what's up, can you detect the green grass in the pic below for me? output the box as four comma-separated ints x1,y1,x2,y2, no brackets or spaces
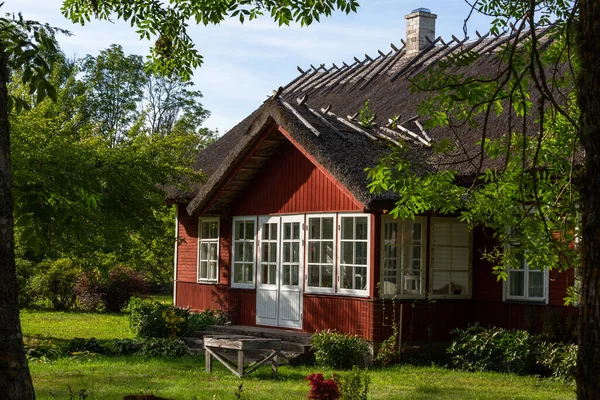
21,310,576,400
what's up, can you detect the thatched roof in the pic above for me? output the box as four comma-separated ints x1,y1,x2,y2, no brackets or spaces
172,23,565,216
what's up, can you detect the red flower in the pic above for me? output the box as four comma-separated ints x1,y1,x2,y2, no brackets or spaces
306,373,340,400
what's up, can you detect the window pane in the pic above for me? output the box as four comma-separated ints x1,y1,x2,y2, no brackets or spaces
210,222,219,239
341,265,353,289
355,242,368,265
262,224,269,240
292,242,299,262
200,261,208,279
210,262,217,280
309,219,320,239
244,242,254,262
270,242,277,263
262,243,269,262
450,272,468,295
308,265,320,287
412,223,422,244
245,221,255,241
210,243,218,261
509,270,525,296
322,218,334,239
293,223,300,240
235,222,243,240
234,263,243,282
244,264,253,283
322,265,333,288
200,243,208,261
432,271,450,295
528,270,544,298
269,264,276,284
403,270,419,293
342,241,353,264
284,223,291,240
283,242,291,262
291,265,299,286
270,223,278,240
309,242,320,263
235,243,244,262
322,241,334,263
385,222,397,242
342,217,353,240
282,265,290,286
201,222,209,240
356,217,368,240
355,266,367,290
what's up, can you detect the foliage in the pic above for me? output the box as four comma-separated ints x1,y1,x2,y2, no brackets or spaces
537,342,577,382
112,339,143,356
22,337,63,362
448,325,538,374
306,373,340,400
185,309,228,334
29,258,80,310
15,258,36,308
375,322,400,366
67,337,112,356
135,338,192,358
61,0,359,79
163,308,185,338
311,330,369,370
334,366,370,400
358,100,376,129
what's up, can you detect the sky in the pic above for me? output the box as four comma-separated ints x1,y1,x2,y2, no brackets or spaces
4,1,494,134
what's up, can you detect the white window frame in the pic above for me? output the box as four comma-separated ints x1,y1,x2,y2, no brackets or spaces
337,213,371,297
231,216,257,289
305,213,337,294
503,230,549,303
429,217,472,299
380,215,427,299
197,217,220,284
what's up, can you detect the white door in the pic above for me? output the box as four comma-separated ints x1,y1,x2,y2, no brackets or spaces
256,215,304,329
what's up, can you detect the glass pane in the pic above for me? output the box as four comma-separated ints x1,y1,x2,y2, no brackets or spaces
385,222,397,242
270,223,278,240
270,242,277,263
309,218,320,239
412,222,422,244
244,264,253,283
322,241,334,263
432,271,450,295
200,261,207,279
200,243,208,261
262,243,269,262
342,241,353,264
282,265,290,285
355,242,368,265
269,264,276,284
341,265,353,289
283,242,291,262
244,242,254,262
309,242,320,263
284,223,291,240
293,223,300,240
322,217,334,239
509,270,525,297
308,265,320,287
292,242,299,263
356,217,368,240
342,217,353,240
210,262,217,280
235,243,244,262
403,270,419,293
210,243,218,261
262,224,269,240
201,222,209,240
355,266,367,290
450,272,468,295
528,270,544,298
210,222,219,239
234,263,243,282
291,265,299,286
245,221,254,241
322,265,333,288
261,264,268,284
235,222,243,240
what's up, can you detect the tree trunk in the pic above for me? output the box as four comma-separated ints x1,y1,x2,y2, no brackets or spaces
0,41,35,399
577,1,600,398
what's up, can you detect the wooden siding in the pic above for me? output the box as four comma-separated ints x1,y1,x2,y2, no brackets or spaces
231,140,362,215
176,281,229,311
303,295,374,339
176,206,198,283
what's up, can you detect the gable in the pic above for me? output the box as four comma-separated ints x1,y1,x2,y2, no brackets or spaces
231,138,363,215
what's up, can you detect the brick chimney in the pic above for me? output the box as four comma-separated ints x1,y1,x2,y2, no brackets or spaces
405,8,437,56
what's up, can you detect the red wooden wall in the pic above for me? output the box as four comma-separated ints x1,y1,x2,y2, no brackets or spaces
231,140,362,215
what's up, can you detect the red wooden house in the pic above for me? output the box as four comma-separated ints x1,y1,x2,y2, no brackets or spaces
168,9,577,344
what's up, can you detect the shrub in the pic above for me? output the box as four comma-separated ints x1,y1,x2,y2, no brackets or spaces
448,325,537,374
306,373,340,400
334,366,370,400
112,339,143,356
30,258,80,310
136,338,192,357
184,309,228,335
375,324,400,366
23,337,64,361
67,337,112,355
312,330,369,370
537,341,577,381
76,266,148,312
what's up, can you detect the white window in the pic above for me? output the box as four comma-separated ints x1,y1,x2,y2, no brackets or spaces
198,218,219,283
504,235,548,302
232,217,256,288
381,216,426,297
430,218,471,298
338,214,370,295
306,214,336,293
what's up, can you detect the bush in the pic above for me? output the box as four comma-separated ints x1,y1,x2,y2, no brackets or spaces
67,337,112,355
76,266,148,312
312,330,370,370
112,339,143,356
448,325,537,374
128,297,226,338
30,258,80,310
334,366,370,400
375,325,400,366
23,337,64,361
537,341,577,381
16,258,36,308
136,338,192,357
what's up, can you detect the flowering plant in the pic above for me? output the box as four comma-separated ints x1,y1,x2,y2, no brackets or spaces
306,373,340,400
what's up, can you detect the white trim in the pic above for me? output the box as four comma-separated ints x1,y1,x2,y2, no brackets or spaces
304,213,337,294
231,216,258,289
197,217,220,284
380,215,427,299
503,233,549,303
173,204,179,305
337,213,371,297
429,217,472,299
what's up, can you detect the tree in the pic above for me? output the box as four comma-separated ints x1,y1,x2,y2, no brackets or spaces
0,2,358,398
366,1,597,397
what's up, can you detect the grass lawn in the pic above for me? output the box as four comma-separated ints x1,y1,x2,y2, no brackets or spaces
21,310,576,400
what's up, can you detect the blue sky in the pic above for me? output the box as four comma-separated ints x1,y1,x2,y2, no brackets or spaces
4,1,494,134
